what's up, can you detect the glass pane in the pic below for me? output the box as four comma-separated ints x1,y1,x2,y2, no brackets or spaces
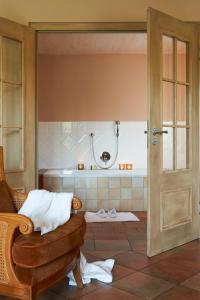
163,81,174,125
162,35,173,79
3,128,23,171
176,128,187,169
163,127,173,170
177,40,187,82
2,37,22,83
2,83,22,126
177,84,187,126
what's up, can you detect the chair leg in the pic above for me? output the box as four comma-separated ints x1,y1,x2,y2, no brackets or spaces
72,260,83,288
23,286,37,300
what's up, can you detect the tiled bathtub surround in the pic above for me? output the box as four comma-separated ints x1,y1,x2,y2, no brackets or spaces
43,175,147,211
38,121,147,170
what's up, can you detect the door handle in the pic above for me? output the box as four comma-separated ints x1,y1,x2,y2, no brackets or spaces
144,128,168,136
152,128,168,136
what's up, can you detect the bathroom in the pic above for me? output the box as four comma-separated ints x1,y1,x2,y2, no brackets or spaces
37,32,148,213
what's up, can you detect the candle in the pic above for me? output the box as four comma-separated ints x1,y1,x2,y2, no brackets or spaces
119,164,126,170
126,163,133,170
77,163,84,170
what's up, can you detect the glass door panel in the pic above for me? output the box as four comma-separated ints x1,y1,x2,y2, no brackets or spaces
176,128,187,169
177,40,187,83
163,127,173,170
3,128,23,170
2,83,22,126
163,81,174,125
2,37,22,83
177,84,187,126
162,35,174,79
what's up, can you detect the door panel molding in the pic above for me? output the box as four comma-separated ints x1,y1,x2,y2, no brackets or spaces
160,186,192,231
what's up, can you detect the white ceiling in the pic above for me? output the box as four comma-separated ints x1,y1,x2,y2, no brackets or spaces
38,33,147,55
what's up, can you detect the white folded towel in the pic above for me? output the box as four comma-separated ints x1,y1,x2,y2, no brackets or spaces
18,189,73,235
68,252,115,285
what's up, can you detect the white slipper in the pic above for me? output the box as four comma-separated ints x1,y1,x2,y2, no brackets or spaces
108,208,117,218
96,208,107,218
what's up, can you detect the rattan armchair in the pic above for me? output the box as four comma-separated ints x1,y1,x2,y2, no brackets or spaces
0,146,85,300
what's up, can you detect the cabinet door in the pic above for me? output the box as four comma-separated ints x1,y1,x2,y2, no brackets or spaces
0,17,35,191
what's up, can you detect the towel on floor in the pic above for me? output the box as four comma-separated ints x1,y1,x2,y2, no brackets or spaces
68,252,115,285
18,189,73,235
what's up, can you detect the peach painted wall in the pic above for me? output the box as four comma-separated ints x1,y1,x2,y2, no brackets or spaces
38,54,147,121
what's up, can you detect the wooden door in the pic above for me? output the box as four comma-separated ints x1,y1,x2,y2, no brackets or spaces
0,17,35,192
147,8,199,257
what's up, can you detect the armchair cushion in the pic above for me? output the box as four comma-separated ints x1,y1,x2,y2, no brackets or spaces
12,214,86,268
0,180,16,213
15,248,79,285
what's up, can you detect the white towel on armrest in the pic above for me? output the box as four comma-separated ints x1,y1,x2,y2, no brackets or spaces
18,189,73,235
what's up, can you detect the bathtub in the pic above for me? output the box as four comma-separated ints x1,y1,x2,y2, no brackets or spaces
44,169,147,177
41,168,147,211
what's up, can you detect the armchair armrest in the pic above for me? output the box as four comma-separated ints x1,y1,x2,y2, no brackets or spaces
0,213,33,285
72,196,82,211
0,213,33,235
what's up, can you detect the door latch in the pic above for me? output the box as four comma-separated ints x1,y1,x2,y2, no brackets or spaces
144,128,168,136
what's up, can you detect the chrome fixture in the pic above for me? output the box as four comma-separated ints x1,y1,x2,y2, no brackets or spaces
144,128,168,136
90,121,120,169
100,151,111,163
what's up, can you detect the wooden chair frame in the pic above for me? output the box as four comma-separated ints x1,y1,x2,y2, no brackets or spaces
0,147,83,300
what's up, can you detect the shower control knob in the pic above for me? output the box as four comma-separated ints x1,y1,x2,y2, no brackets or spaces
100,151,111,162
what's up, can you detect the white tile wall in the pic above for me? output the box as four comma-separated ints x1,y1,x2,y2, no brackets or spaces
38,121,147,170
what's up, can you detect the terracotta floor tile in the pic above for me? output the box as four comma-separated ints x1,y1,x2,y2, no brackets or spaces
51,279,105,300
142,260,198,284
94,233,127,240
82,251,100,262
84,231,94,240
77,285,143,300
95,240,131,251
86,250,123,259
112,264,135,281
38,290,66,300
113,251,160,270
182,273,200,291
129,238,147,252
112,272,174,300
163,251,200,272
177,240,200,252
127,231,147,240
155,286,200,300
81,239,95,251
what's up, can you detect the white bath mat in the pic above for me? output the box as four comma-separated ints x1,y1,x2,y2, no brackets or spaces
84,212,139,223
